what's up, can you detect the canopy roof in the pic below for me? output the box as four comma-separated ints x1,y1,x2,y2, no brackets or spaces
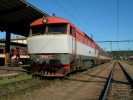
0,0,49,37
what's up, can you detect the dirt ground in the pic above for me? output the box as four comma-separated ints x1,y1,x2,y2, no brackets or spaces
10,62,115,100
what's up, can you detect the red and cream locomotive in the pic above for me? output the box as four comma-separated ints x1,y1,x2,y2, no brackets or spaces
27,16,110,77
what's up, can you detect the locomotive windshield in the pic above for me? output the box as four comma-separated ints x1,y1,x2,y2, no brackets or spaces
47,24,67,34
30,24,67,36
30,25,46,36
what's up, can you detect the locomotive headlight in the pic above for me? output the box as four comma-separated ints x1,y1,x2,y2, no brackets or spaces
42,19,47,23
42,17,48,23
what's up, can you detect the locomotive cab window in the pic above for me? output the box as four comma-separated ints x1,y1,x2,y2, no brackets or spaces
30,25,46,36
47,24,67,34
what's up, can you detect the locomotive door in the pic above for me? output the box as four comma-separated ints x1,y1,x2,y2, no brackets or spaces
70,27,76,55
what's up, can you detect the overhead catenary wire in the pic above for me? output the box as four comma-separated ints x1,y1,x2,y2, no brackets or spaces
67,0,97,38
66,0,90,34
96,40,133,43
55,0,98,40
67,0,112,41
54,0,84,32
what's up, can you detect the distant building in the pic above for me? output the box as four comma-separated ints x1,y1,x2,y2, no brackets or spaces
109,50,133,60
11,37,27,44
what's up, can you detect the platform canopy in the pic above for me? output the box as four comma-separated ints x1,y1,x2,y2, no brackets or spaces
0,0,49,37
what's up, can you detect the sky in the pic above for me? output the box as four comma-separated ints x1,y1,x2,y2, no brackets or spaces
0,0,133,51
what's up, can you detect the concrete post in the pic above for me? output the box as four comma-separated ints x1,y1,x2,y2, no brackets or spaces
5,31,11,66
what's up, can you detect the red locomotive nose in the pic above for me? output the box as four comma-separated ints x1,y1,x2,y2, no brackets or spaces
42,16,48,24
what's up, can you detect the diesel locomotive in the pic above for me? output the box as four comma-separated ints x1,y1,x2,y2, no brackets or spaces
27,16,110,77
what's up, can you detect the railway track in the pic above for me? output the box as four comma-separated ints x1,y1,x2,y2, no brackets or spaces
60,63,112,100
99,61,133,100
0,70,89,99
0,62,113,99
0,75,48,99
124,60,133,66
2,61,132,100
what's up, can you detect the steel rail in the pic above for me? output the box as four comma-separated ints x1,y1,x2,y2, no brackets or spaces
99,62,116,100
118,62,133,86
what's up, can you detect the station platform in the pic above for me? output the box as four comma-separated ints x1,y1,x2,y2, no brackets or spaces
0,65,30,78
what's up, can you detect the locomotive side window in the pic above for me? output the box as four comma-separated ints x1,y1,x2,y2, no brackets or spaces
48,24,67,34
31,25,46,36
83,38,85,44
86,39,88,45
90,42,92,47
70,26,76,37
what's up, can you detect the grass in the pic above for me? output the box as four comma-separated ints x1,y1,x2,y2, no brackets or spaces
0,74,32,86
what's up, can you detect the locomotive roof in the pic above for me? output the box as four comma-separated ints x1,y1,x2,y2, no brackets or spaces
30,16,70,26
